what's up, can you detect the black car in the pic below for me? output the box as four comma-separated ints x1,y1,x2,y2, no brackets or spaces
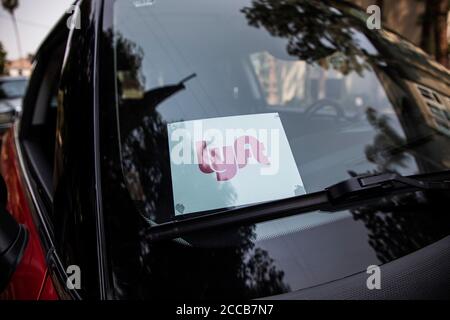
1,0,450,300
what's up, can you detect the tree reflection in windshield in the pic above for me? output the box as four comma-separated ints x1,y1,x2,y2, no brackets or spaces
364,107,409,172
241,0,450,274
104,0,450,299
350,189,450,264
348,108,450,263
108,30,290,299
241,0,373,76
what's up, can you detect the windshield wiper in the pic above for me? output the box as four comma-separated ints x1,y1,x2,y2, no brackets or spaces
147,172,450,241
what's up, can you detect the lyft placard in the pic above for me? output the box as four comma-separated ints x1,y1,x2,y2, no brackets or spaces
167,113,305,215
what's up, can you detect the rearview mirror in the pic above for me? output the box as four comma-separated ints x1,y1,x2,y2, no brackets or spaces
0,175,28,293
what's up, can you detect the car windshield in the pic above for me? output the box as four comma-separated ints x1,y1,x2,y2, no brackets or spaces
107,0,450,299
0,79,28,99
113,0,450,222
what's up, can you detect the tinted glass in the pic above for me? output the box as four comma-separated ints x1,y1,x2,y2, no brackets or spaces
103,0,450,299
113,0,450,221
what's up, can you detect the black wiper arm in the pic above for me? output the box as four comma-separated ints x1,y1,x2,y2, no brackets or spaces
326,172,449,204
147,172,450,242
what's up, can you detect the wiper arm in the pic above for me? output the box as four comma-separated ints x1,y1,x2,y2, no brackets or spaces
147,172,450,242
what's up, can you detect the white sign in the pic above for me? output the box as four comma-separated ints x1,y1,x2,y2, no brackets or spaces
167,113,305,215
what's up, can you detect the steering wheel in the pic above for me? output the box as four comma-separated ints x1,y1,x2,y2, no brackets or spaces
304,99,349,122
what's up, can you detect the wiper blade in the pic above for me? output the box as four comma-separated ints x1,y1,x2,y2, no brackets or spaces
147,172,450,242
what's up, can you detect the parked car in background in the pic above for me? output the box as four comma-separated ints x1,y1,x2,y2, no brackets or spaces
0,0,450,300
0,77,28,132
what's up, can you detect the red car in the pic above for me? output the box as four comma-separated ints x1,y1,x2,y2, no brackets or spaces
1,0,450,300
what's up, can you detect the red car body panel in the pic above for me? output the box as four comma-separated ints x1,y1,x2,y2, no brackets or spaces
38,271,58,300
0,128,58,300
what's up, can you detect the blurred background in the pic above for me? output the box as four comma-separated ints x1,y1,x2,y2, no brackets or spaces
0,0,449,75
0,0,72,76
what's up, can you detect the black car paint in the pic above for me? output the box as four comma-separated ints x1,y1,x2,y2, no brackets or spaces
52,0,107,299
15,0,450,299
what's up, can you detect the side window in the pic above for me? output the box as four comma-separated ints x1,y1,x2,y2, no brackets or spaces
21,43,66,205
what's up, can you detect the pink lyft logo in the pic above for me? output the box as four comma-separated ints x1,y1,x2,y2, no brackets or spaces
196,135,270,181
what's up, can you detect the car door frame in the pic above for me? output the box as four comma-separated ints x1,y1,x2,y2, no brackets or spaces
12,0,108,300
12,10,81,300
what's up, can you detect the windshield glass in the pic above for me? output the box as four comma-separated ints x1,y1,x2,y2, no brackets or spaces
114,0,450,222
0,79,28,99
108,0,450,299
